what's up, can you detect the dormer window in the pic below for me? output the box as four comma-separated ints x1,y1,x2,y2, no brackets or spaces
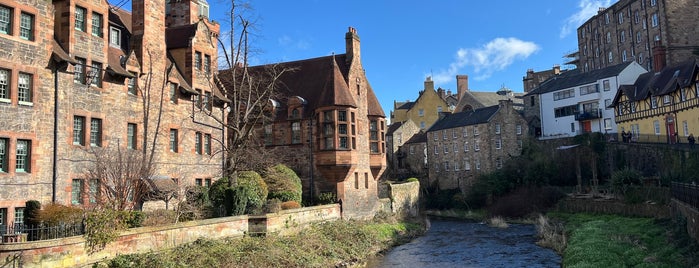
110,27,121,46
291,109,299,119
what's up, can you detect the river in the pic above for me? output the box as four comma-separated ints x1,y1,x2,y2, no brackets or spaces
365,219,561,268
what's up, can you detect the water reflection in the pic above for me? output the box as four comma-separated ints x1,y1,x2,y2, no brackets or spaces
366,219,561,268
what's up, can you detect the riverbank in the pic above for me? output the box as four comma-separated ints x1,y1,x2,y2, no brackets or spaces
100,216,425,267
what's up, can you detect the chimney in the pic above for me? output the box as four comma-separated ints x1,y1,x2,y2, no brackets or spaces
437,88,446,99
652,40,667,72
553,65,561,75
132,0,166,66
424,76,434,91
456,75,469,99
345,27,361,66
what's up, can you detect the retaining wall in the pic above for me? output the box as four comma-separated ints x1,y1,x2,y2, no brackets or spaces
672,199,699,243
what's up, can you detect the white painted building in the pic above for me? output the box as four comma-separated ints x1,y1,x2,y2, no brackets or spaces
532,62,647,138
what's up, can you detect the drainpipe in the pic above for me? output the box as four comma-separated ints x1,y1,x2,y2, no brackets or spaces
52,65,60,203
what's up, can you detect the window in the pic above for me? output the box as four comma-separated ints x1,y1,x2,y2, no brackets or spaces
90,118,102,147
204,134,211,155
634,11,640,24
444,161,449,171
571,122,575,132
454,161,460,171
0,5,11,35
74,58,86,84
291,122,301,144
553,89,575,100
663,95,671,104
604,118,612,130
620,31,625,43
169,83,178,103
73,116,85,145
72,179,83,205
495,123,501,134
604,13,610,24
434,163,439,172
18,73,32,103
452,129,457,139
195,178,203,186
683,121,689,136
516,125,522,135
0,208,5,228
195,132,202,154
205,178,212,188
264,125,273,146
605,99,612,109
204,55,211,74
654,120,661,135
127,123,137,149
75,6,86,31
127,72,137,95
651,13,658,27
608,51,613,63
0,68,8,100
606,32,611,43
0,138,7,172
650,0,656,6
339,111,348,149
195,89,202,108
91,12,102,37
636,32,642,43
364,173,369,189
14,208,24,226
618,13,624,24
475,159,481,170
90,61,102,87
420,122,425,129
464,159,471,171
443,144,448,154
495,138,502,149
418,109,424,117
409,145,415,155
89,179,99,204
555,105,579,117
169,129,178,152
19,12,33,40
474,140,480,151
603,80,610,91
496,158,503,169
651,97,658,108
110,27,121,46
370,120,379,153
16,139,30,172
453,143,458,153
433,132,438,141
194,52,202,70
473,126,479,136
433,144,438,155
463,141,469,152
437,106,443,113
198,0,210,18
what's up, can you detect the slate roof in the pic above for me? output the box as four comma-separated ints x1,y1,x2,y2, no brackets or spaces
404,131,427,144
395,101,414,110
527,62,634,95
614,59,699,103
224,54,384,119
109,7,132,33
427,104,500,132
166,24,197,49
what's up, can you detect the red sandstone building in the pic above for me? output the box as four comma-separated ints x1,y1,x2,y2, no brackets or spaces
0,0,225,229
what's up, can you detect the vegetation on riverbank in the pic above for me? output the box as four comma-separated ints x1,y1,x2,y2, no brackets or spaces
540,212,699,267
102,216,425,268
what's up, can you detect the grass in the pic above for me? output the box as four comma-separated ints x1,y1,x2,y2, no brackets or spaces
546,212,694,268
102,218,425,268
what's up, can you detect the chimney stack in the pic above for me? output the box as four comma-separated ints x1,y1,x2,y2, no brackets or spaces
456,75,469,100
424,76,434,91
553,65,561,75
345,26,361,66
652,40,667,72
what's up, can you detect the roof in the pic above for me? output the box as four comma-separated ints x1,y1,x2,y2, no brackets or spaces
395,101,415,110
615,59,699,103
107,47,134,77
386,122,403,136
109,7,132,33
528,62,634,95
454,90,523,112
428,104,500,132
404,131,427,144
224,53,384,119
166,24,197,49
50,39,76,64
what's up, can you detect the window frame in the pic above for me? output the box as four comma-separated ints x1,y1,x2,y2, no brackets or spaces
169,129,178,153
71,179,84,205
91,12,103,37
0,137,7,172
127,123,137,149
90,118,102,147
19,12,33,41
15,139,30,172
195,132,202,154
109,26,121,46
75,6,86,32
0,5,11,35
0,68,8,100
73,116,86,145
17,72,32,104
204,133,211,155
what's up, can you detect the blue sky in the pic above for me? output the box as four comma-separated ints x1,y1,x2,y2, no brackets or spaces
115,0,613,119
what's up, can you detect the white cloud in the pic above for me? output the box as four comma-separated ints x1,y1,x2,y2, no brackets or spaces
560,0,612,38
432,38,539,84
278,35,310,50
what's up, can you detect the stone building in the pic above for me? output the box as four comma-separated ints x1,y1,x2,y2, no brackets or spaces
612,59,699,143
1,0,225,228
426,100,527,193
391,76,454,131
522,66,567,137
246,27,386,220
575,0,699,72
402,131,428,182
385,119,420,178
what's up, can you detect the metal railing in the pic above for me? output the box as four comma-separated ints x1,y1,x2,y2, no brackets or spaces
671,182,699,209
611,133,694,145
1,223,84,243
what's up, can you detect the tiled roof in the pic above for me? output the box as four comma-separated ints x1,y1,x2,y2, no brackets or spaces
50,39,76,64
396,101,415,110
427,104,500,132
615,59,698,103
165,24,197,49
109,7,132,34
107,47,134,77
528,62,634,95
223,53,383,119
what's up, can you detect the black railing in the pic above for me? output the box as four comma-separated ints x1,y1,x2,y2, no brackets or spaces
671,182,699,209
1,223,84,243
612,133,693,145
575,109,602,121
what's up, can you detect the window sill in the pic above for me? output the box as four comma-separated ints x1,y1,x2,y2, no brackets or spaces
18,101,33,107
0,98,10,104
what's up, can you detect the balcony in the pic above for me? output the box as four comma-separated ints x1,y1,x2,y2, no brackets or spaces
575,109,602,121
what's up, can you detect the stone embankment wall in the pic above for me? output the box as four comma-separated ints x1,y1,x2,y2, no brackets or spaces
672,200,699,243
386,181,420,218
0,204,342,267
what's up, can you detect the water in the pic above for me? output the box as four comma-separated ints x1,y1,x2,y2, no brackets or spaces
366,219,561,268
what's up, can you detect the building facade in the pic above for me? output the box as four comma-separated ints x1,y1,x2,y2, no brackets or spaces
533,62,646,138
426,100,527,193
613,59,699,143
391,77,453,131
385,119,420,178
249,27,386,219
1,0,224,229
576,0,699,73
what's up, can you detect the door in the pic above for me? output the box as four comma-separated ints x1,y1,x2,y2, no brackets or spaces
666,115,676,144
582,121,592,133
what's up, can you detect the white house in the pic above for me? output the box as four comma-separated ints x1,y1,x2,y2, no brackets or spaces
532,62,647,138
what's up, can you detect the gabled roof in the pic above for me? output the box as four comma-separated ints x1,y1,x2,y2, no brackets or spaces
614,59,698,103
528,62,634,95
109,7,132,33
107,47,134,77
395,101,415,110
427,104,500,132
386,121,403,136
404,131,427,144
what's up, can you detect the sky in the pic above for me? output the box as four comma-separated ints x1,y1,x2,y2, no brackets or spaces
114,0,614,121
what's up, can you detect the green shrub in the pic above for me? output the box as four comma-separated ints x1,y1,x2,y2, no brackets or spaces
143,209,177,226
263,164,302,204
316,192,337,205
237,171,268,212
25,200,41,226
84,208,125,253
120,211,145,228
611,167,642,195
209,172,268,216
34,203,83,225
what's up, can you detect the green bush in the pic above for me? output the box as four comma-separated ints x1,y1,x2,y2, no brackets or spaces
120,211,145,228
209,172,268,216
316,192,337,205
238,171,269,211
263,164,302,204
611,167,642,195
25,200,41,226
